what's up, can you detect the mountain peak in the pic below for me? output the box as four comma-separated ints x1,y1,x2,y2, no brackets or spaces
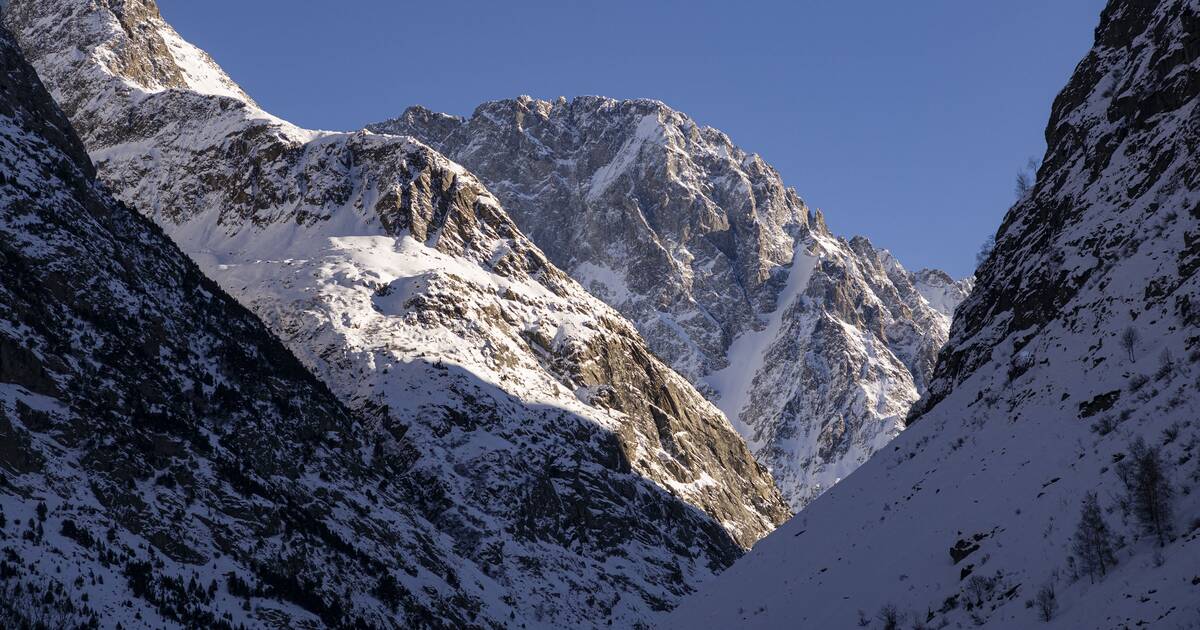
372,94,969,509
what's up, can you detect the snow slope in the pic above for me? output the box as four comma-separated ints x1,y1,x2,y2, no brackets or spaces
0,25,512,628
667,0,1200,627
3,0,790,626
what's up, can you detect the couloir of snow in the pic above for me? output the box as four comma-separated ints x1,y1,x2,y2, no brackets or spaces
704,241,820,441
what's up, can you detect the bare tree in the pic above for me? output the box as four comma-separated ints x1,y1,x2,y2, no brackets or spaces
976,235,996,269
965,574,997,607
877,603,901,630
1035,583,1057,622
1014,157,1041,198
1015,171,1033,197
1155,349,1174,380
1072,492,1117,582
1120,326,1140,362
1118,437,1174,546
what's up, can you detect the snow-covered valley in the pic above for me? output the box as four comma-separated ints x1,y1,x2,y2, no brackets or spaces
0,0,1196,627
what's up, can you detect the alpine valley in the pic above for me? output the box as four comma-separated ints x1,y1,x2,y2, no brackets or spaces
1,0,1197,628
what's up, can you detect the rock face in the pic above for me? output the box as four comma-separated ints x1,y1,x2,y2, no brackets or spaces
0,25,500,629
668,0,1200,627
373,98,805,383
372,97,972,508
4,0,791,626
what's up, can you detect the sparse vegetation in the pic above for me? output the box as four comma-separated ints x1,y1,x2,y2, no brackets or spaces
1120,326,1140,362
1155,349,1174,381
878,603,901,630
1071,492,1117,582
1035,583,1057,622
1015,172,1033,197
1092,414,1118,436
1162,422,1181,445
976,235,996,269
964,574,997,607
1117,438,1175,546
1015,157,1039,198
0,576,94,630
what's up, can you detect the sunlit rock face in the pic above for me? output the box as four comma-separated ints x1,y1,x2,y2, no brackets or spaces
375,96,971,508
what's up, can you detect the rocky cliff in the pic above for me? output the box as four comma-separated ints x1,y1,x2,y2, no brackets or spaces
372,96,972,508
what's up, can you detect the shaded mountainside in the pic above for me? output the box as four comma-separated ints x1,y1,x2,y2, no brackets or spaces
668,0,1200,627
912,0,1200,421
3,0,790,626
0,25,509,629
372,96,972,508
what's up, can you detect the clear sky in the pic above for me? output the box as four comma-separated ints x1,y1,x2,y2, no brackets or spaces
158,0,1106,278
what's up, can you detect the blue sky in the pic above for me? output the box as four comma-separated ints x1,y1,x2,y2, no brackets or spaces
158,0,1105,277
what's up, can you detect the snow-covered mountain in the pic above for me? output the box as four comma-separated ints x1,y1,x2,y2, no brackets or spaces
668,0,1200,627
371,97,973,508
0,25,515,628
3,0,792,627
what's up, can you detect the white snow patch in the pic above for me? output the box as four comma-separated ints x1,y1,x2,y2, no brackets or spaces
704,238,820,440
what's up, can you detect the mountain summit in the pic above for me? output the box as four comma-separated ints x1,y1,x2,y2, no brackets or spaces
373,95,973,508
